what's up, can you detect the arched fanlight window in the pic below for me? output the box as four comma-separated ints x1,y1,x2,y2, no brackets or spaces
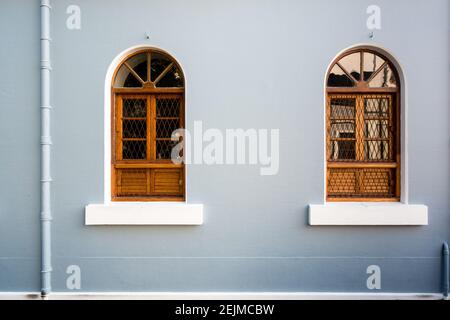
326,48,400,201
111,49,185,201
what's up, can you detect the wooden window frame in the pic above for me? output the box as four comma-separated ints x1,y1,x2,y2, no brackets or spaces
111,49,185,202
326,48,401,202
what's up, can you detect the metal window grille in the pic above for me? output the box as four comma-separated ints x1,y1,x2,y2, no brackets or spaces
327,94,398,200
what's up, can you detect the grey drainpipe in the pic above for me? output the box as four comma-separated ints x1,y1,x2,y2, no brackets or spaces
443,242,449,299
40,0,52,298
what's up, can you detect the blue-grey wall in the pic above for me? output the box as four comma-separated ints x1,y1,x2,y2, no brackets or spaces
1,0,449,293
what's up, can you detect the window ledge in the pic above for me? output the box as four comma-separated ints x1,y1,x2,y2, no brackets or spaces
308,203,428,226
85,203,203,226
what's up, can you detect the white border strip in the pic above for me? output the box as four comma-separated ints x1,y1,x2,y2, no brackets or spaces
0,292,443,300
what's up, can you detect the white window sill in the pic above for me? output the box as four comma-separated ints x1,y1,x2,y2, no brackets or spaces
85,203,203,226
308,203,428,226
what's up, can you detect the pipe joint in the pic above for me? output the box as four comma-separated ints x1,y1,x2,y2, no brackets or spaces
40,214,53,222
40,136,52,145
41,268,53,274
40,3,52,9
40,60,52,71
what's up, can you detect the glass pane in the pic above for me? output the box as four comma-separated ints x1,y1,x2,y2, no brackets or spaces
338,52,361,81
364,120,389,139
329,98,356,161
151,52,172,82
126,53,147,82
364,140,389,160
327,64,353,87
122,140,146,160
364,97,392,161
331,121,354,139
364,97,389,118
330,139,356,160
156,65,184,87
114,64,141,87
123,120,147,139
156,119,180,139
156,98,181,117
330,98,356,119
363,52,385,81
368,65,397,87
114,53,147,87
123,99,147,117
156,140,179,160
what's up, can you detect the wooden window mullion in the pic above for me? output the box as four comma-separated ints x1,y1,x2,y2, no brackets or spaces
116,96,123,161
146,95,152,161
150,95,157,161
355,95,365,161
355,95,365,194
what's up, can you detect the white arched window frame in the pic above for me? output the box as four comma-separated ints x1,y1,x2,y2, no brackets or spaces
85,45,203,225
309,44,427,226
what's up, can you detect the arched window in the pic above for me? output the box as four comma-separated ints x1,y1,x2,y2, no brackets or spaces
326,48,400,201
111,49,185,201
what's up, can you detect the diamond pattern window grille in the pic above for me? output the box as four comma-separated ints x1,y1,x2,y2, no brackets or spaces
156,98,180,117
123,99,147,117
327,168,395,198
327,94,398,200
363,97,392,161
156,140,179,160
329,98,356,161
156,98,181,159
121,99,147,160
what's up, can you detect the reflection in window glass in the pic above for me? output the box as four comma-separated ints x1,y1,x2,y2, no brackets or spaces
368,65,397,88
327,64,353,87
363,52,385,81
339,52,360,81
156,65,184,87
151,52,171,82
114,64,141,87
125,53,147,82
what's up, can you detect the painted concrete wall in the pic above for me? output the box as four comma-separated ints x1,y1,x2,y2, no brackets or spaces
1,0,449,292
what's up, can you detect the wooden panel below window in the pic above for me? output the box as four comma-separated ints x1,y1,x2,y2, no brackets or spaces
153,169,182,195
114,167,183,199
327,166,396,199
117,169,148,196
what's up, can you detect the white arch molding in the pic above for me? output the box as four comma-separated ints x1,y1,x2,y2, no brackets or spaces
103,44,187,203
322,43,409,204
310,43,427,226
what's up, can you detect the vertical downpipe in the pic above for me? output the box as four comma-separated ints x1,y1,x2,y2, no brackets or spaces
40,0,52,298
443,242,449,299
